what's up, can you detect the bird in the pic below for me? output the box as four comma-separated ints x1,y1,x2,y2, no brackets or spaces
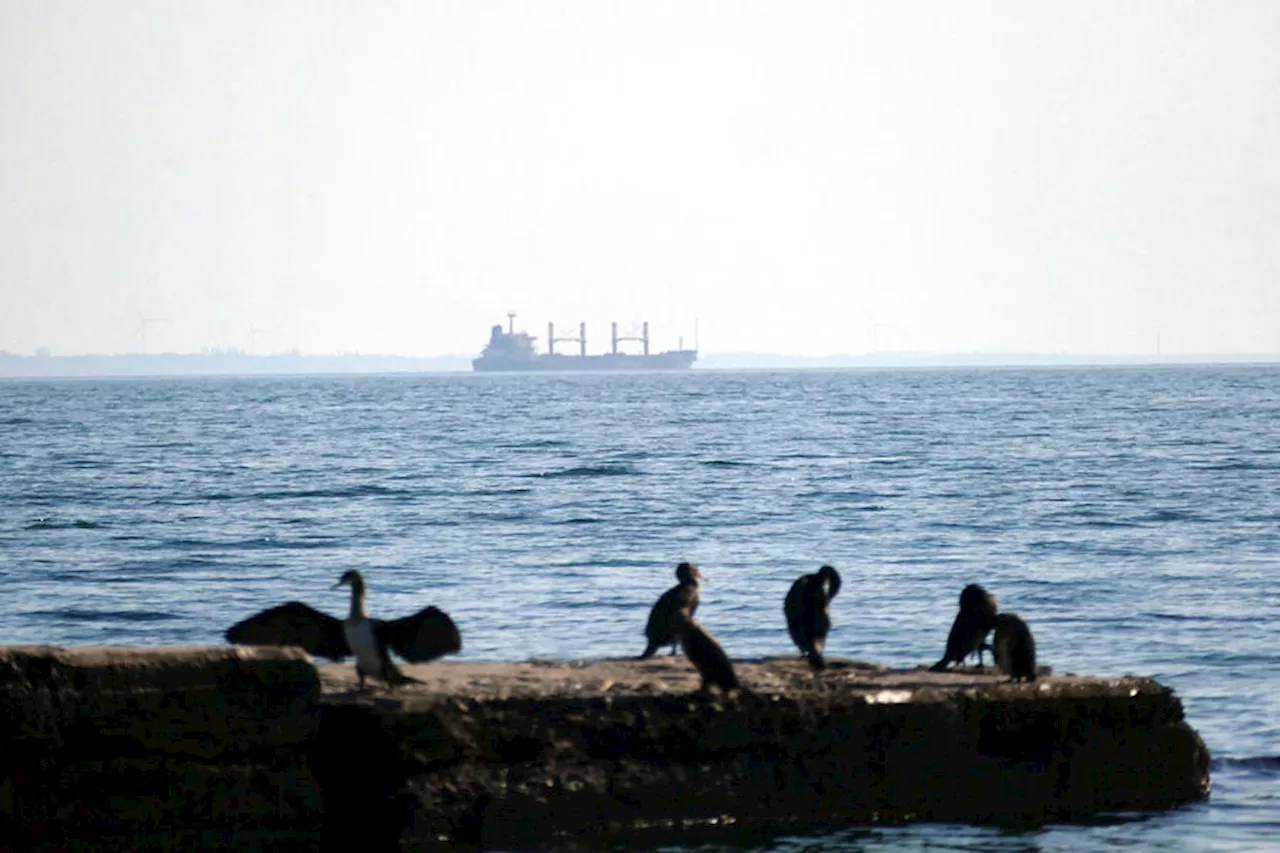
224,569,461,691
638,561,700,659
930,583,998,672
784,564,842,670
992,612,1037,682
676,612,742,695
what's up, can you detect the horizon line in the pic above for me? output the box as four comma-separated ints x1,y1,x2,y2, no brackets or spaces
3,348,1280,361
2,348,1280,381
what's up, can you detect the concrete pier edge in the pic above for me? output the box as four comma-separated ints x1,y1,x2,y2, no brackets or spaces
1,646,1210,850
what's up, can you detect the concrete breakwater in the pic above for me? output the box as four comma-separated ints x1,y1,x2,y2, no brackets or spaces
1,646,1210,850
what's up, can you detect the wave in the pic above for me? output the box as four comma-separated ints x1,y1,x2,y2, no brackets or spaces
524,465,640,479
1144,611,1271,624
261,485,405,499
1077,518,1141,529
197,484,408,501
56,458,108,469
797,489,890,502
465,512,531,523
1212,756,1280,773
555,558,648,569
32,609,179,623
868,456,913,465
493,438,570,450
1143,508,1203,523
1193,459,1280,472
116,555,227,572
607,451,652,461
24,518,101,530
222,537,344,550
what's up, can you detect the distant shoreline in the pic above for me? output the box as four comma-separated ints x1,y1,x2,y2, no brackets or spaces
2,350,1279,378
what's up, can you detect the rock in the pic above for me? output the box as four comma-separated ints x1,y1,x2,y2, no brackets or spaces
0,645,322,850
0,648,1210,850
316,657,1211,848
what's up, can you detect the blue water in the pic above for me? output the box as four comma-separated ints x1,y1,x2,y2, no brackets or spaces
2,367,1278,851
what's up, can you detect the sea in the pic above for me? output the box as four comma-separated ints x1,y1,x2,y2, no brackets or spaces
1,366,1277,852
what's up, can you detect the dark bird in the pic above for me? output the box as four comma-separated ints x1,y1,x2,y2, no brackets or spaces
993,612,1037,682
784,564,842,670
677,613,741,694
225,569,461,691
638,561,701,659
930,583,998,672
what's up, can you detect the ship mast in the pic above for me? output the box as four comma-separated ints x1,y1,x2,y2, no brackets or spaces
548,322,587,356
612,321,650,355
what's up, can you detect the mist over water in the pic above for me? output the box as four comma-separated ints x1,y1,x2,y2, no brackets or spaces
2,366,1277,851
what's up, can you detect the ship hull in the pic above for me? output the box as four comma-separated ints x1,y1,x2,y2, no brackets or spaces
472,350,697,372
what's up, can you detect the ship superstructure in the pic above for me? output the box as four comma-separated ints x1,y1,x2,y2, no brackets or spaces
472,313,697,372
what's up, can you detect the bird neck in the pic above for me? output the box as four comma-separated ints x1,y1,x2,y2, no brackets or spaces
346,582,367,620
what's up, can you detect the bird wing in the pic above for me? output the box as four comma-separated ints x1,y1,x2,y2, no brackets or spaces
645,584,680,640
224,601,349,661
802,581,831,637
374,605,462,663
784,576,810,645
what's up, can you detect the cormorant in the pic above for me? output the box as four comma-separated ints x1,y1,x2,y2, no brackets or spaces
638,562,700,659
930,583,998,672
224,569,461,690
784,564,842,670
676,612,741,694
992,612,1037,682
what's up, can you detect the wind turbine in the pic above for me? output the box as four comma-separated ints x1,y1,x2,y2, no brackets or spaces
855,298,901,354
130,301,169,354
248,323,271,355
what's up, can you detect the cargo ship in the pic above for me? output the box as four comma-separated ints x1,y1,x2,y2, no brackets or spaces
472,313,697,372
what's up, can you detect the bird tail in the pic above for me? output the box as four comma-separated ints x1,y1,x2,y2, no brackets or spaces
637,643,659,660
385,663,424,687
389,671,424,686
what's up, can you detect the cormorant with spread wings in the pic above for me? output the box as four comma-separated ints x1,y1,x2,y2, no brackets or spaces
225,569,461,690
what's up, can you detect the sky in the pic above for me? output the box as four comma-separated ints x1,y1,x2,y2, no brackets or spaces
3,1,1279,358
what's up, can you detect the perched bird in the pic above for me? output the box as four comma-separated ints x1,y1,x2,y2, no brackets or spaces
992,612,1037,682
930,584,998,672
638,562,701,659
225,569,461,691
784,564,842,670
676,612,742,695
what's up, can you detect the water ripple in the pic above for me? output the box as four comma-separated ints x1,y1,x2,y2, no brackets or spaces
1,366,1279,851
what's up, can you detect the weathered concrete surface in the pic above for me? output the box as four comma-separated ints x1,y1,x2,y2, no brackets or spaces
0,645,322,851
0,647,1209,850
316,657,1211,849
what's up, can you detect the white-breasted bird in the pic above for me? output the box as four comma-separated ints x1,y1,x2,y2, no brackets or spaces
225,569,461,691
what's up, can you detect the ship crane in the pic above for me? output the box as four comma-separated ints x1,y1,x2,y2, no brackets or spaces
611,321,650,356
547,322,587,356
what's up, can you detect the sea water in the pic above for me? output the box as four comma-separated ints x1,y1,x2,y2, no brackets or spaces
1,366,1277,851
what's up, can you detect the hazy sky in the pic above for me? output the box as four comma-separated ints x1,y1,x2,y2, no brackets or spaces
3,2,1279,357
